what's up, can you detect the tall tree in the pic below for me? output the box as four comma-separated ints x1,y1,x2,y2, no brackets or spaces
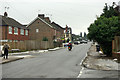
101,3,118,18
88,2,120,56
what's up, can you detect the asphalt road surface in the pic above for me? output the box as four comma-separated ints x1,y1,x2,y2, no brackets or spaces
2,42,92,78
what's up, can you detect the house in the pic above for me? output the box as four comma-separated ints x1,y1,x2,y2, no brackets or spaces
64,25,72,42
0,12,29,42
27,14,56,42
51,22,64,41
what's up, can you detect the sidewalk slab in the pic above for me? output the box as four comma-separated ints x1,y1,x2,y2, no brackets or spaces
48,47,62,51
78,44,120,78
0,56,24,64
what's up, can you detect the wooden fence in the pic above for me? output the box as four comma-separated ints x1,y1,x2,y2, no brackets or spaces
112,36,120,59
112,36,120,53
2,40,55,51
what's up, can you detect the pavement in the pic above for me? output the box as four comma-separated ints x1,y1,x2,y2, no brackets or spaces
82,44,119,70
78,43,120,78
0,47,62,64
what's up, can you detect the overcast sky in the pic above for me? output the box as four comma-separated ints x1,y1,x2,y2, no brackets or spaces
0,0,119,35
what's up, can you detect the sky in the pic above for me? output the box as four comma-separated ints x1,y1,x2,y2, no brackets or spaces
0,0,119,35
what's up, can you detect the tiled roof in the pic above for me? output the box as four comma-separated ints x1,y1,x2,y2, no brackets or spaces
0,15,28,29
51,22,64,31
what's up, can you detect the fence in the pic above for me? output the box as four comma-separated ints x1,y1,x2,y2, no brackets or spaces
2,40,55,51
112,36,120,53
112,36,120,59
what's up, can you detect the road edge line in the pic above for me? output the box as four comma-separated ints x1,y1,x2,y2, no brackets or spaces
77,43,93,78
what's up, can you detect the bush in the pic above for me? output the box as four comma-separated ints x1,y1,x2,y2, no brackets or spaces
42,37,48,41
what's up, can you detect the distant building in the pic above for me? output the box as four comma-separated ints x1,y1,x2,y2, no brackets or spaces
0,12,29,42
64,25,72,42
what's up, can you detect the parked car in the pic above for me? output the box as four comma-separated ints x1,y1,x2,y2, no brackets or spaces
80,40,87,44
74,41,79,45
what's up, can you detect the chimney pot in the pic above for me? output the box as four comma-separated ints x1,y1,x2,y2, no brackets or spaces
44,17,51,23
4,12,8,17
38,14,45,19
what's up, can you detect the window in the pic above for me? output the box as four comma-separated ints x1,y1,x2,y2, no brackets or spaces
20,29,24,35
25,30,28,35
9,26,12,34
8,40,12,42
36,29,39,33
13,40,18,42
55,30,56,36
20,40,23,42
14,27,18,35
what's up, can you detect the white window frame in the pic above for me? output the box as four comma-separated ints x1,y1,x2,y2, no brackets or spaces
8,40,12,42
20,29,24,35
55,30,56,36
36,29,39,33
25,30,28,35
13,40,18,42
14,27,18,35
8,26,12,34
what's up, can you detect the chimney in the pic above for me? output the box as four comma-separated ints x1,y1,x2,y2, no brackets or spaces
44,17,51,23
38,14,45,19
4,12,8,17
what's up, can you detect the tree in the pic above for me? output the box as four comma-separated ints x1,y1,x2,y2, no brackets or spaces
42,37,48,41
88,16,119,56
101,3,118,18
87,2,120,56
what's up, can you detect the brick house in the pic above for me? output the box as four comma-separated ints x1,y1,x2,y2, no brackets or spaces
0,12,29,42
51,22,64,41
27,14,56,42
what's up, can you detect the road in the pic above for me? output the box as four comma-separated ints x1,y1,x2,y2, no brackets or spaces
2,42,92,78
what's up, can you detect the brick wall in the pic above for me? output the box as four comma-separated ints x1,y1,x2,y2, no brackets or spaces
1,26,29,41
7,26,29,41
1,26,6,40
28,18,55,42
